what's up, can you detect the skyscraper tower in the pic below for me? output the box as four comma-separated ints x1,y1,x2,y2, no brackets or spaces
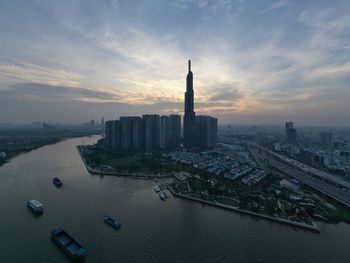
285,121,297,144
183,60,196,148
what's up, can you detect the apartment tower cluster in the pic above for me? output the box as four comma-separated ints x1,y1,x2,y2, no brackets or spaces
105,114,181,151
105,60,217,151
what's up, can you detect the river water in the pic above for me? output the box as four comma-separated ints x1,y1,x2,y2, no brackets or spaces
0,135,349,263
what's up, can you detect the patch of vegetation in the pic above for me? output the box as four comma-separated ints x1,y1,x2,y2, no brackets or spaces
105,156,141,167
329,204,350,223
189,178,207,193
82,146,184,174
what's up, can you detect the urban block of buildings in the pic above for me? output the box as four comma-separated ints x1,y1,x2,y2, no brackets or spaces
105,60,218,151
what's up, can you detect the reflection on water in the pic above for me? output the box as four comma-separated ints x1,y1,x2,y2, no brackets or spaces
0,135,349,262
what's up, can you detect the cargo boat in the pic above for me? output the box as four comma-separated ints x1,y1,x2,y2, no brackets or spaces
103,215,121,229
51,227,87,261
27,199,44,214
53,177,63,187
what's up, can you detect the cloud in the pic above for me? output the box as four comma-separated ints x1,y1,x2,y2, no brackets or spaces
298,8,350,51
1,83,121,103
171,0,209,10
208,84,241,102
109,0,119,9
0,62,82,87
171,0,237,11
0,0,350,126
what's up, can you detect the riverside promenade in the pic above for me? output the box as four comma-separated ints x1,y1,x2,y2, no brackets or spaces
167,186,320,232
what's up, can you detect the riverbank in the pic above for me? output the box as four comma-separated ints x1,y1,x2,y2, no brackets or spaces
0,127,102,167
77,145,320,232
0,138,63,167
167,186,320,232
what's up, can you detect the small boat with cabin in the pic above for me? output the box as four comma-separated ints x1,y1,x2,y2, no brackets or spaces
159,191,166,200
103,215,121,229
51,227,87,261
27,199,44,214
53,177,63,187
154,185,160,192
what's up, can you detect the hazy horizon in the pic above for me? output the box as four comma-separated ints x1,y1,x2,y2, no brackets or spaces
1,0,350,126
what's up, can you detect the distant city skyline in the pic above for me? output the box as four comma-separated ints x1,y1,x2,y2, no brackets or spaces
0,0,350,126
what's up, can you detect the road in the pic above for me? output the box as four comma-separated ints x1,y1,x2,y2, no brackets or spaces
249,146,350,207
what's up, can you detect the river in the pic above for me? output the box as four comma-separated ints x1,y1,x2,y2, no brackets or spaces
0,135,349,262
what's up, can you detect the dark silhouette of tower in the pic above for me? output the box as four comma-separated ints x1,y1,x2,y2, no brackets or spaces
285,121,297,144
183,60,196,148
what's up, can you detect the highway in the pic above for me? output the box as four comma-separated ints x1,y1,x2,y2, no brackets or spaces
270,159,350,207
249,146,350,207
261,146,350,189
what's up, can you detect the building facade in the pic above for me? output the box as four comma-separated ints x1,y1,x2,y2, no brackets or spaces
105,120,114,149
169,114,181,148
195,115,218,148
143,114,160,149
159,115,170,149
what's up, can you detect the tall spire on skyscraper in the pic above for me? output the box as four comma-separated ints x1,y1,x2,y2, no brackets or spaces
184,59,196,149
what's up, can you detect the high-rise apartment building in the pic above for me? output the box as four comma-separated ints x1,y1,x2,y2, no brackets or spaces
169,114,181,148
195,115,218,148
159,115,170,149
320,132,333,148
120,117,143,150
105,119,121,152
285,121,297,144
143,114,160,150
105,120,114,149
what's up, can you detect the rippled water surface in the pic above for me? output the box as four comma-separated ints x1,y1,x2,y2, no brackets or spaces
0,136,350,262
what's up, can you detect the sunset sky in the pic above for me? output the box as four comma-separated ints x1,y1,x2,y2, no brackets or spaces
1,0,350,126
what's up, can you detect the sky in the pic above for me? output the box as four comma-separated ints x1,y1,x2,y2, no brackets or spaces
0,0,350,126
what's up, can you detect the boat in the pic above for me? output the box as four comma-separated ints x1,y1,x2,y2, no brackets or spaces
103,215,121,229
159,191,166,200
154,185,160,192
51,227,87,261
53,177,63,187
27,199,44,214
